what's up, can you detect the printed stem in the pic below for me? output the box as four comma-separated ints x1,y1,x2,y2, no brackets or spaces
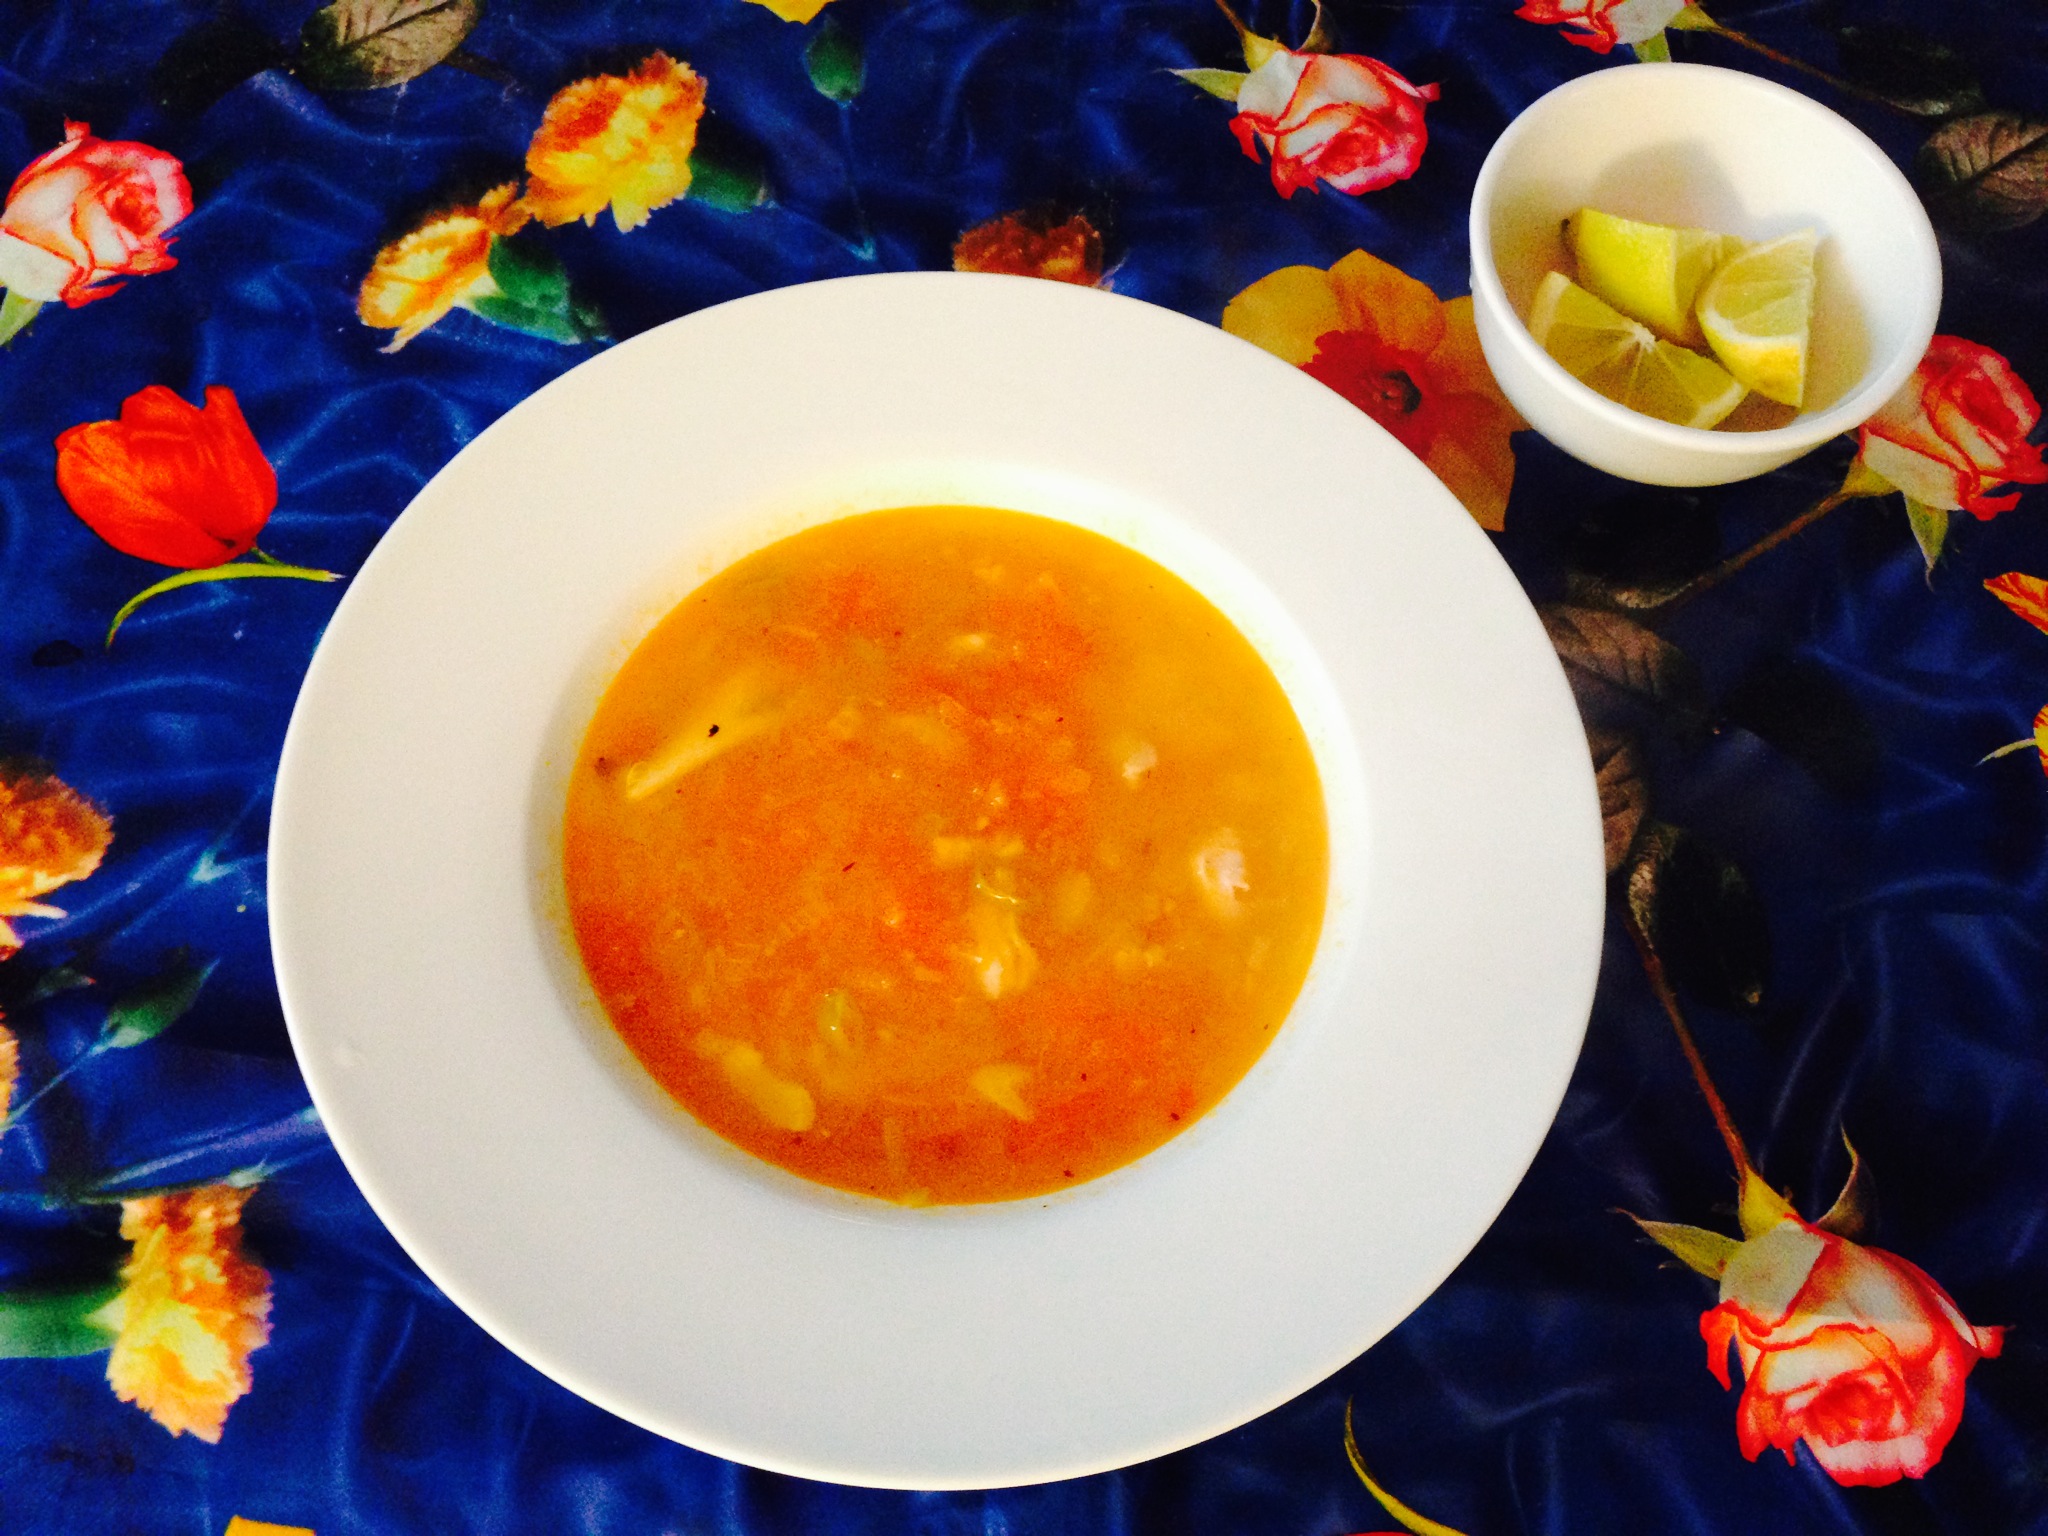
1650,490,1853,612
1678,14,1902,111
1622,906,1755,1182
1300,0,1332,53
0,290,42,347
1,1038,112,1136
106,559,340,647
1212,0,1249,37
836,105,878,263
441,46,519,87
48,1106,324,1204
1344,1401,1469,1536
54,1158,307,1207
1904,496,1950,577
1980,738,2038,762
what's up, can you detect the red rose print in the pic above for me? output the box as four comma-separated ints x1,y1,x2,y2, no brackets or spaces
1702,1217,2005,1486
1514,0,1692,52
1857,336,2048,519
0,122,191,308
1230,49,1437,198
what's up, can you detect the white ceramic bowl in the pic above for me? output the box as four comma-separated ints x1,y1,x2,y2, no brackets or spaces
1469,62,1940,486
270,274,1604,1489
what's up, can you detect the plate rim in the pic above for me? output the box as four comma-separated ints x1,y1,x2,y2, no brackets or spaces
269,271,1605,1489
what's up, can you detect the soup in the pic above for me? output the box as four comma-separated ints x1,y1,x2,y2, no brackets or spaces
563,506,1327,1203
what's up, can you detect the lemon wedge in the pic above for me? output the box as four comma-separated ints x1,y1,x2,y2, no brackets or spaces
1695,230,1817,408
1566,208,1744,346
1527,271,1747,430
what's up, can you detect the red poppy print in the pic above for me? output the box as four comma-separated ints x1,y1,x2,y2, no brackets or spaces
56,387,277,568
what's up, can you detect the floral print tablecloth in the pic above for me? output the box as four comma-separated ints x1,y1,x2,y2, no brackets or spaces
2,1,2045,1532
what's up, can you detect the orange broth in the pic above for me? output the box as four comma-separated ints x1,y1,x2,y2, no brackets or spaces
562,506,1327,1203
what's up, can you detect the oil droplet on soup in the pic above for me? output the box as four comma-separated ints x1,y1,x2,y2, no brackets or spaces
563,506,1328,1204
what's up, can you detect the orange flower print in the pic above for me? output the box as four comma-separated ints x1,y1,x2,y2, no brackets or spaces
1988,571,2048,636
953,211,1104,286
357,183,530,351
94,1185,272,1442
524,53,707,232
1223,250,1525,529
0,761,113,956
745,0,837,20
1703,1217,2004,1485
1983,572,2048,776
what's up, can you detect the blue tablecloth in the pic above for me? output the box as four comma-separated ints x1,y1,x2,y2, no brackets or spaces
2,1,2044,1531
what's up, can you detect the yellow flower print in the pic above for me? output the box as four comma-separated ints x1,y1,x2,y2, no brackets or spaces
0,761,113,956
1223,250,1526,531
524,52,707,232
94,1185,273,1442
0,1017,17,1126
356,183,530,352
745,0,837,21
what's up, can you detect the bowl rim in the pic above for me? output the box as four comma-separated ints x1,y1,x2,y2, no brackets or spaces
1467,61,1941,456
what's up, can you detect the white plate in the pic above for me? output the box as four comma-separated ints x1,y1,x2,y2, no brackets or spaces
270,273,1603,1490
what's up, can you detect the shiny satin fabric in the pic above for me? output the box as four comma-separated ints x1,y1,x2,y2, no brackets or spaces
1,1,2044,1531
